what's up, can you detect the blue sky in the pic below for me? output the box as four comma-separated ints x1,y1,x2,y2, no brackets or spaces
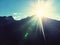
0,0,32,16
0,0,60,20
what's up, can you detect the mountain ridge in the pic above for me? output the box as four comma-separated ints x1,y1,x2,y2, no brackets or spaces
0,16,60,45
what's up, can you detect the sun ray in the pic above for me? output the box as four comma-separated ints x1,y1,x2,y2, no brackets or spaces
30,0,56,40
38,17,46,40
33,0,48,40
31,16,45,41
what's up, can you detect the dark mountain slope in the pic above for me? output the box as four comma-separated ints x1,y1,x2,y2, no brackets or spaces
42,18,60,45
0,16,60,45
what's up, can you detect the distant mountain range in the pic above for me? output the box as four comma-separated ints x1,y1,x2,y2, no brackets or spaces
0,16,60,45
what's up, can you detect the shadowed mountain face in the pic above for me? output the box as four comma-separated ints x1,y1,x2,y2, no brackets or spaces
0,16,60,45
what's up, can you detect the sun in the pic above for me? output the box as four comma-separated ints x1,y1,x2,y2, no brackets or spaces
35,3,49,18
31,0,52,18
36,7,46,17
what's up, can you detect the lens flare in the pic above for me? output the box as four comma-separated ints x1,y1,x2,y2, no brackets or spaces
30,0,55,40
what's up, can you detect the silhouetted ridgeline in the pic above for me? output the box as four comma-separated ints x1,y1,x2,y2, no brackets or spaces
0,16,60,45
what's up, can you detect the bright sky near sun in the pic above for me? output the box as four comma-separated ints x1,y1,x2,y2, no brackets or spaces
0,0,60,20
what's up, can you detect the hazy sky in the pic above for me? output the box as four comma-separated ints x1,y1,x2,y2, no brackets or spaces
0,0,60,20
